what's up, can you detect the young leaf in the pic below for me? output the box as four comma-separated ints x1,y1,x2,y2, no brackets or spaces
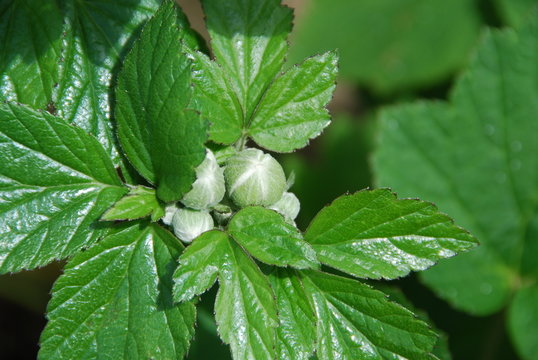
202,0,292,121
249,51,338,153
288,0,480,94
304,189,477,280
508,284,538,360
269,268,316,360
215,238,279,360
373,23,538,316
228,206,318,269
116,1,207,202
0,103,126,274
173,230,228,303
0,0,63,108
55,0,162,164
101,186,164,222
301,270,437,360
187,48,244,145
39,222,195,360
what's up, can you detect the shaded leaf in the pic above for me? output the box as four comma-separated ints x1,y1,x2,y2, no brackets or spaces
229,206,318,269
373,24,538,315
0,103,125,274
305,189,477,280
508,284,538,360
39,222,196,360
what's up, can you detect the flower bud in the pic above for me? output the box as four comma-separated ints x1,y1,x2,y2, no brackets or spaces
224,148,286,208
268,192,300,221
172,208,214,243
181,150,225,210
162,203,179,225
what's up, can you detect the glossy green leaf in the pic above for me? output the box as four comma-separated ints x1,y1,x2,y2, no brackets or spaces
55,0,161,164
301,270,437,360
494,0,538,27
116,1,208,202
288,0,480,94
215,238,279,360
269,268,316,360
249,51,338,152
0,103,125,274
101,186,164,222
304,189,477,280
0,0,62,108
173,230,228,303
202,0,292,122
508,284,538,360
187,49,243,145
228,207,318,269
39,222,195,360
373,24,538,315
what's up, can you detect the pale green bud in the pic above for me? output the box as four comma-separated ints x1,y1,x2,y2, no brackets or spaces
172,208,214,243
224,148,286,208
181,150,225,210
268,192,300,221
162,203,179,225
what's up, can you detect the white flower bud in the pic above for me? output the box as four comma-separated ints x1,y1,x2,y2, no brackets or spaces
268,192,300,221
172,208,214,243
224,148,286,208
181,150,225,210
162,203,179,225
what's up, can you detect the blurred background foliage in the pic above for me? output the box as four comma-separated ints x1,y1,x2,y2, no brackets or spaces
1,0,537,359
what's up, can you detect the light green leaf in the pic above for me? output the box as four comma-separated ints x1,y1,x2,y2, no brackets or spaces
215,237,279,360
55,0,161,164
173,230,228,303
0,103,125,274
304,189,477,280
288,0,480,94
0,0,62,109
39,222,195,360
373,24,538,315
494,0,538,27
228,206,318,269
269,268,316,360
101,186,164,222
116,1,208,202
202,0,292,122
508,284,538,360
249,51,338,153
187,49,243,145
301,270,437,360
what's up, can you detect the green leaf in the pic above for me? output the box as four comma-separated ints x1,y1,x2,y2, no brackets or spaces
269,268,316,360
304,189,477,280
508,284,538,360
373,24,538,315
215,238,279,360
228,206,318,269
0,0,63,108
301,270,437,360
39,222,196,360
494,0,538,27
288,0,481,94
248,51,338,153
116,1,207,202
101,186,164,222
0,103,125,274
55,0,161,164
202,0,293,122
187,49,243,145
173,230,227,303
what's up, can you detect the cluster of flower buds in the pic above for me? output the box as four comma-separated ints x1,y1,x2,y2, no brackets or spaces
163,147,300,243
